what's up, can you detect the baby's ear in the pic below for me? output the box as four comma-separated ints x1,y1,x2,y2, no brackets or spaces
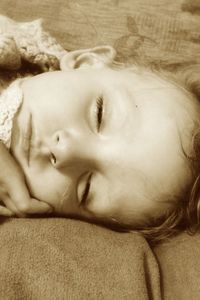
60,46,116,70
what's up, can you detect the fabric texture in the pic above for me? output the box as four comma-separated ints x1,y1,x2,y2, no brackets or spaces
0,1,200,299
0,14,67,149
0,15,66,71
154,232,200,300
0,79,23,148
0,218,161,300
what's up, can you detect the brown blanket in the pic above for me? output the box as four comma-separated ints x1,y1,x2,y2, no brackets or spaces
0,218,161,299
0,1,200,299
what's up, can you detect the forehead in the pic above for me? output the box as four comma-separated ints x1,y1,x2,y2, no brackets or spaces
23,67,193,105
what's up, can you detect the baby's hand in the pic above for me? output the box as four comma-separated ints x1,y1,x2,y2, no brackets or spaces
0,142,52,217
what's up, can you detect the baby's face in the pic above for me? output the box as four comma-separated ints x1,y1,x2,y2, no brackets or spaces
11,68,199,225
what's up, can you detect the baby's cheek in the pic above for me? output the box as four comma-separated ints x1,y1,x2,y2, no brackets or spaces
24,166,69,207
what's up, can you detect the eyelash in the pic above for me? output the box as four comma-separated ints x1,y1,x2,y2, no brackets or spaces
81,173,93,206
81,96,104,205
96,96,104,131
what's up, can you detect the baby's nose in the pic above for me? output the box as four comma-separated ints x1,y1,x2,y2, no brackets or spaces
48,129,88,169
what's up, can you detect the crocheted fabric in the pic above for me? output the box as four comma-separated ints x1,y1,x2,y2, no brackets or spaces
0,79,23,149
0,15,68,149
0,15,67,71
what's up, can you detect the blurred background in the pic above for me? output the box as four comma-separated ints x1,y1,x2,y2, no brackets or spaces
0,0,199,66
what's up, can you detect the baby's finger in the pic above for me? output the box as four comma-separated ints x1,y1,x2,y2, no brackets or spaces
0,205,15,217
23,198,53,215
1,196,25,217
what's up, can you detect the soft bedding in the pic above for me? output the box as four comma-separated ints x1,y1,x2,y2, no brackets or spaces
0,1,200,299
0,218,161,299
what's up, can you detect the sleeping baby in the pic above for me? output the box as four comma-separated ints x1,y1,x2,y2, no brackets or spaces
0,17,200,242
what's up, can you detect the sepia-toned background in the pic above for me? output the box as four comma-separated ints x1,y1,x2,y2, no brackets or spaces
1,0,200,66
0,1,200,299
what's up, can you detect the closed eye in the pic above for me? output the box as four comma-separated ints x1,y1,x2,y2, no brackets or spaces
80,173,93,206
96,96,104,131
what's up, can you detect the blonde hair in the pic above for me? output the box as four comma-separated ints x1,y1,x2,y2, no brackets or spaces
107,61,200,244
142,63,200,244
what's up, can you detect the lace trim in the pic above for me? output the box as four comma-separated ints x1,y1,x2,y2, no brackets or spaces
0,79,23,148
